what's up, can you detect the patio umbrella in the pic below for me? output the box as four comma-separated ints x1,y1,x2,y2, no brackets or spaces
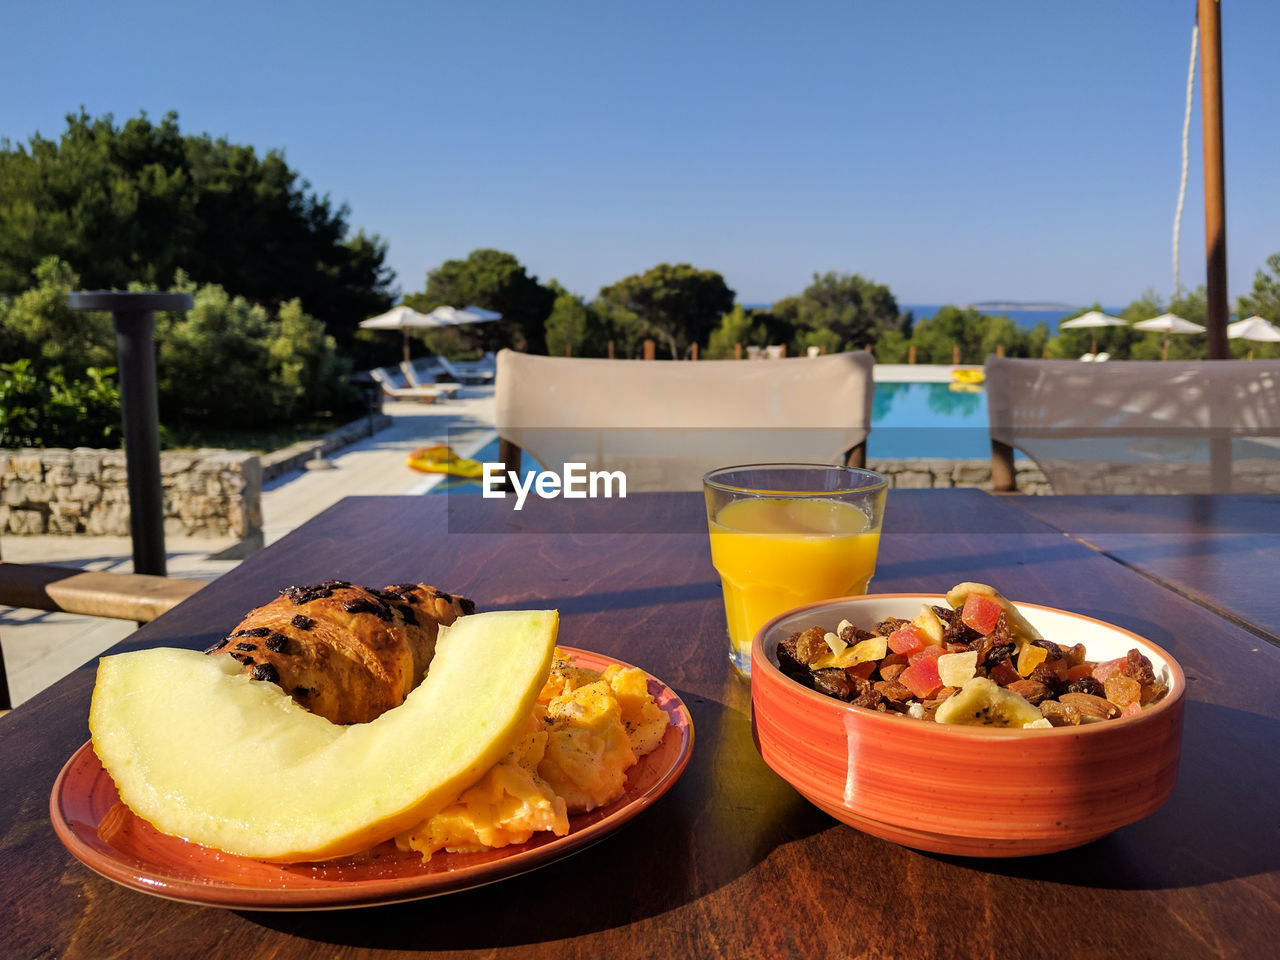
359,305,503,363
1133,313,1206,361
1059,311,1128,355
1228,315,1280,359
359,306,442,364
424,305,502,327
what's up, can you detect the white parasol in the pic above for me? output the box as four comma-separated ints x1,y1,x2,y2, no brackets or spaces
1227,315,1280,359
359,305,503,363
1227,315,1280,342
1132,313,1205,361
1059,311,1128,355
424,305,502,327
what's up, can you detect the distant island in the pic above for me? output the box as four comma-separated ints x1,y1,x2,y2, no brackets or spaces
966,301,1079,311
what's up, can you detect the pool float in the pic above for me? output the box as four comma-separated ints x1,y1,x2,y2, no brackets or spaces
407,444,484,478
951,369,985,385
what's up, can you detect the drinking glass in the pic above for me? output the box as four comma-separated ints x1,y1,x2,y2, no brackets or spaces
704,463,888,677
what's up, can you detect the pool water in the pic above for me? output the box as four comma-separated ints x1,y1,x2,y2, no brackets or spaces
424,381,995,494
870,381,996,459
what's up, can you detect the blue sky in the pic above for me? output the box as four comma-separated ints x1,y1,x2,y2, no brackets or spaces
5,1,1278,308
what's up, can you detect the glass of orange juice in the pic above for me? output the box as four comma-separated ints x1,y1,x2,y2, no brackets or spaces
704,463,888,678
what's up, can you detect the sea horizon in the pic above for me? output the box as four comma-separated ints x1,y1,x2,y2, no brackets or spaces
740,301,1123,332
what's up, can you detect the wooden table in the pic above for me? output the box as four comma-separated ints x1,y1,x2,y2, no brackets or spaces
3,490,1277,958
1006,494,1280,644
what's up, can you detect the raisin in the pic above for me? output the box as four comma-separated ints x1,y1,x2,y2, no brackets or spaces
794,626,832,665
459,597,477,615
203,639,228,654
1032,638,1064,657
251,663,280,683
235,627,271,638
290,614,315,630
875,617,910,635
397,604,419,626
265,633,289,653
234,641,257,652
1067,675,1105,697
1122,648,1155,687
1030,662,1063,693
812,668,855,701
851,687,884,711
435,590,454,603
776,633,815,686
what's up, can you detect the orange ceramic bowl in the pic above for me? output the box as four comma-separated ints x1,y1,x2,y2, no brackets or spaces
750,594,1185,857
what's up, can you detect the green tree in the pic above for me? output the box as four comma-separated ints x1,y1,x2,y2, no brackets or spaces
0,109,394,346
0,359,121,449
0,256,113,378
267,298,353,418
544,284,609,357
1237,251,1280,322
788,272,908,352
705,304,753,359
908,306,990,364
597,263,735,359
403,248,555,355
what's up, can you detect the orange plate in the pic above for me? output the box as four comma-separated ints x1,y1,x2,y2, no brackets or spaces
51,647,693,910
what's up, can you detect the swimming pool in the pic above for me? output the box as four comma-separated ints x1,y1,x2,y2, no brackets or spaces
419,381,996,494
870,381,995,459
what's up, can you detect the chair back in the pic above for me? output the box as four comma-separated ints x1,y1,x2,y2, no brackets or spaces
495,349,875,491
986,356,1280,493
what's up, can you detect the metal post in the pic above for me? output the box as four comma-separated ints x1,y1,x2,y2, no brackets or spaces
68,292,193,576
1199,0,1228,360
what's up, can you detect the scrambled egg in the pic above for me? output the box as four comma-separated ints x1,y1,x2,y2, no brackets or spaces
396,648,668,862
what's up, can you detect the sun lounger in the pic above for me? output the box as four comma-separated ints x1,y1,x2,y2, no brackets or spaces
369,367,447,403
398,361,461,397
437,354,496,385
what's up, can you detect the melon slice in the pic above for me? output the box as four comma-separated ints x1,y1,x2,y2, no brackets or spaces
89,609,558,862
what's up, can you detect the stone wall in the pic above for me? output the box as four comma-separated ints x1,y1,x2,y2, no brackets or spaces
0,448,262,540
867,458,1050,494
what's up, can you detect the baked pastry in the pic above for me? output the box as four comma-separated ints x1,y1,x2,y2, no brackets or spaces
205,580,475,724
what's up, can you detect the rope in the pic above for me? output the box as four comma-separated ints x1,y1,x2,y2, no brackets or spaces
1172,21,1198,298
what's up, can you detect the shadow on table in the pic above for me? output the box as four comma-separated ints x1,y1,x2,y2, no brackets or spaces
929,698,1279,890
245,689,828,949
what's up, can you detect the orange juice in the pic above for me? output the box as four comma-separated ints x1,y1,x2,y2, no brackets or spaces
708,497,881,674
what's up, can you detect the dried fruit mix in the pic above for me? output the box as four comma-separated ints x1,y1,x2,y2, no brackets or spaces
777,582,1169,727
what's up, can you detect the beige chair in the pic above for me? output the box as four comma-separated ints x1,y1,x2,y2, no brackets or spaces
986,356,1280,494
494,349,874,492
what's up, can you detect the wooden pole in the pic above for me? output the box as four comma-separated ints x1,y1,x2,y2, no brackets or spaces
908,344,916,364
1200,0,1228,360
691,342,699,361
734,343,743,360
643,339,655,361
952,344,961,365
607,340,615,360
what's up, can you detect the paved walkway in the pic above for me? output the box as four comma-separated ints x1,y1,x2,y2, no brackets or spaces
1,387,496,707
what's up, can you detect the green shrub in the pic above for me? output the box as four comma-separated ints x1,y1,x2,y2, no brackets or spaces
0,359,121,448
